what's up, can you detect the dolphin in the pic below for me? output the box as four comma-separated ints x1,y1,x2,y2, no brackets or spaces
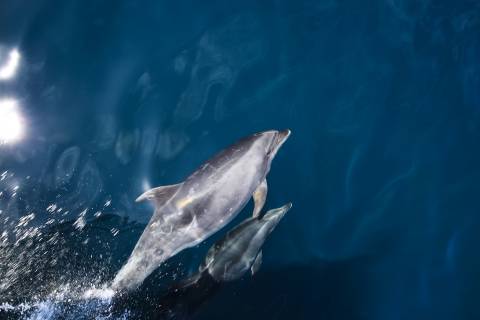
198,203,292,282
112,129,291,291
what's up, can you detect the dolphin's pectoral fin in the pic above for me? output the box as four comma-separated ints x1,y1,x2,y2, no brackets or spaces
252,179,268,217
136,183,182,207
251,250,263,276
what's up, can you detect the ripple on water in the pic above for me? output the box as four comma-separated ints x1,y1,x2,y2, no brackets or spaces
54,146,81,188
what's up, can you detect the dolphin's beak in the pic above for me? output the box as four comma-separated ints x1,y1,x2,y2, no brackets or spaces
262,202,292,224
276,129,291,147
268,129,291,159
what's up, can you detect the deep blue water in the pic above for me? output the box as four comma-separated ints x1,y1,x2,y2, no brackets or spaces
0,0,480,319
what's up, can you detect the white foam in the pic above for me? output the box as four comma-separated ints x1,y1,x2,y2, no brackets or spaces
82,286,116,300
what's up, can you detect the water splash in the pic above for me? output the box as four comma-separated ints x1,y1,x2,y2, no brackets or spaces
0,285,127,320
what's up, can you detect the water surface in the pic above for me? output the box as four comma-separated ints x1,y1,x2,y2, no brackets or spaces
0,0,479,319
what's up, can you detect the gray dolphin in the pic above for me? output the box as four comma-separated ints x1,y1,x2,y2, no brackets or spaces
112,130,290,291
199,203,292,282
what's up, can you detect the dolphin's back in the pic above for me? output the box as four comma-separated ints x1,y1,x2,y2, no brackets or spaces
184,133,262,184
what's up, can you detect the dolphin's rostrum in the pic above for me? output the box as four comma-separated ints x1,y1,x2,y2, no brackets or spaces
112,130,291,291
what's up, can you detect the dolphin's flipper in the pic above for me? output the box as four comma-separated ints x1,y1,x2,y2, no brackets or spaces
252,179,268,217
136,183,182,207
251,251,263,275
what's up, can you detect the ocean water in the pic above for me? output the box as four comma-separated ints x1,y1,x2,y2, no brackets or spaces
0,0,479,319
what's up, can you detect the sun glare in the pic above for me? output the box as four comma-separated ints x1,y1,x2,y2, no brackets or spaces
0,99,24,144
0,48,20,81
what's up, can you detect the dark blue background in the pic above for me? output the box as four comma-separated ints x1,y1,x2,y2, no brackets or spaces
1,0,479,319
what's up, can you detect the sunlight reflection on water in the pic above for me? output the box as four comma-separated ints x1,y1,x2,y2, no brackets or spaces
0,48,20,81
0,99,25,145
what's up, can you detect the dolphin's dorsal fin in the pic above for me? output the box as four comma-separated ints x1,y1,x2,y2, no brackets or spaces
251,250,263,275
135,183,182,207
252,179,268,218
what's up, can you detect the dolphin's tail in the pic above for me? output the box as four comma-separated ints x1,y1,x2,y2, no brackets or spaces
111,251,166,292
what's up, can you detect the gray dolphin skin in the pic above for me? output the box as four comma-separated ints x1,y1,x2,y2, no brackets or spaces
112,129,290,291
200,203,292,282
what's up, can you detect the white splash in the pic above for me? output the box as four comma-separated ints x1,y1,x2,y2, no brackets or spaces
73,216,86,230
82,286,115,300
0,284,122,319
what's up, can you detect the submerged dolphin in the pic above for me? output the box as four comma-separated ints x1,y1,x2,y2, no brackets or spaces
198,203,292,282
112,130,291,291
123,204,292,319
